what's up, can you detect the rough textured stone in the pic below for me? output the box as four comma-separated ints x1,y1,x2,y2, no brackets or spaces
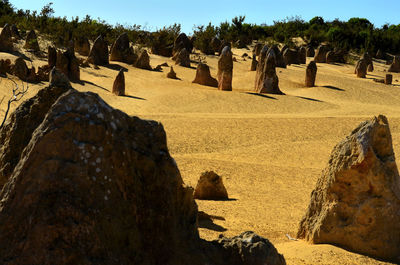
267,45,286,68
23,30,40,51
250,54,258,71
388,56,400,73
385,74,392,85
175,48,191,68
306,46,315,57
112,69,125,96
109,33,137,64
192,63,217,87
87,35,109,66
11,57,29,81
280,45,288,55
0,59,11,76
297,115,400,263
49,67,71,87
253,43,263,57
355,59,367,78
217,46,233,91
135,49,152,70
367,63,374,72
255,49,283,94
298,46,307,64
48,46,57,68
213,231,286,265
305,61,317,87
56,48,80,81
283,49,299,65
314,45,330,63
75,36,90,56
167,66,178,79
0,24,13,52
173,33,192,55
194,171,228,200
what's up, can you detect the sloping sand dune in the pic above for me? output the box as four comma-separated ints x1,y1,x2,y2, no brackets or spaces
0,46,399,264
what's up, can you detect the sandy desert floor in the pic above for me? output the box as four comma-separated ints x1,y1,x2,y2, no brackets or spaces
1,43,399,264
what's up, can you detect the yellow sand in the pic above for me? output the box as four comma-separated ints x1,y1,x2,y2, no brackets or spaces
1,44,399,264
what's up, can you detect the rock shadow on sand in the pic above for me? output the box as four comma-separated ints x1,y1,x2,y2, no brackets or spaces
77,80,110,92
121,95,146,100
244,92,278,100
296,96,323,102
198,211,227,232
322,85,345,91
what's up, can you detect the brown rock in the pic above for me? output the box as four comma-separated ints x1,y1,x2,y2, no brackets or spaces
388,56,400,73
217,46,233,91
109,33,137,64
175,48,191,68
173,33,193,55
355,59,367,78
112,69,125,96
306,46,315,57
298,46,306,64
167,66,178,79
385,74,392,85
75,36,90,56
192,63,218,87
56,50,69,77
11,57,29,81
0,87,199,265
367,63,374,72
23,30,40,51
49,67,71,87
297,115,400,263
214,231,286,265
10,24,20,40
267,45,286,68
280,44,288,55
135,49,152,70
36,65,51,82
232,57,237,62
305,61,317,87
48,46,57,68
283,49,299,65
0,24,13,52
253,43,263,57
26,66,37,83
87,35,109,66
250,54,258,71
193,171,228,200
0,59,11,76
255,49,283,94
325,51,335,64
314,45,330,63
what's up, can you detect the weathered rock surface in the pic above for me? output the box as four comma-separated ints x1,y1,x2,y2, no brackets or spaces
48,46,57,68
193,171,228,200
253,43,263,57
388,56,400,73
314,45,330,63
267,45,286,68
11,57,29,81
24,30,40,51
135,49,152,70
355,59,367,78
75,36,90,56
306,46,315,57
385,73,393,85
255,49,283,94
173,33,193,55
297,115,400,263
0,59,11,76
0,24,13,52
109,33,137,64
212,231,286,265
305,61,317,87
192,63,218,87
217,46,233,91
87,35,109,66
250,54,258,71
112,69,125,96
175,48,191,68
283,49,299,65
298,46,307,64
167,66,178,79
56,48,80,81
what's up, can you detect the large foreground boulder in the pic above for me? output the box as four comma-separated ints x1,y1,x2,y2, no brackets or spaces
109,33,137,64
192,63,217,87
217,46,233,91
0,24,13,52
87,35,109,66
297,115,400,263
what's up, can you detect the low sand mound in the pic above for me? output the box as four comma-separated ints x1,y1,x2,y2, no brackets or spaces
297,115,400,263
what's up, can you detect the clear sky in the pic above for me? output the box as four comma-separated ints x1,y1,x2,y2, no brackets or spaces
9,0,400,34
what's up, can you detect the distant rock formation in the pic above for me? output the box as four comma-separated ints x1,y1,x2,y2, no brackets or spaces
192,63,218,87
75,36,90,56
0,24,13,52
255,48,283,94
250,54,258,71
305,61,317,87
167,66,178,79
173,33,192,55
217,46,233,91
267,45,286,68
109,33,137,64
306,46,315,57
135,49,152,70
355,59,367,78
24,30,40,51
48,46,57,68
112,69,125,96
87,35,109,66
175,48,191,68
283,49,299,65
314,45,330,63
297,115,400,263
55,47,80,81
194,171,228,200
253,43,264,57
385,74,392,85
298,46,307,64
388,56,400,73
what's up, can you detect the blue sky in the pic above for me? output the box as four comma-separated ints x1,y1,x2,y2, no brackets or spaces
9,0,400,33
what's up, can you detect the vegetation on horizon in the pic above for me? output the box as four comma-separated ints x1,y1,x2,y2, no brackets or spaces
1,0,400,56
